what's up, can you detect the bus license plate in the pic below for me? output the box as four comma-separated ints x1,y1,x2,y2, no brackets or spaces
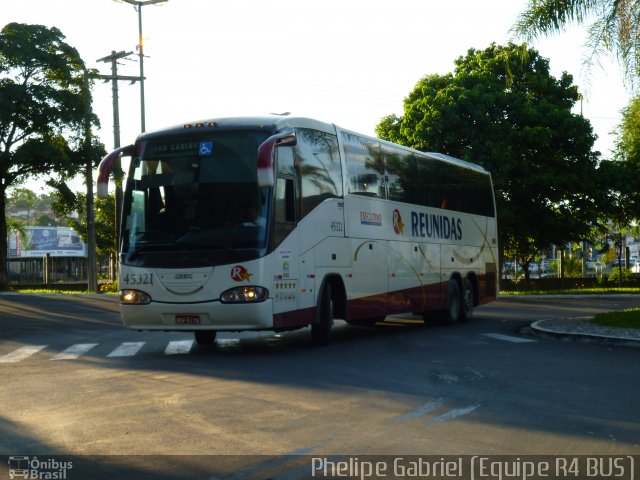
176,315,200,325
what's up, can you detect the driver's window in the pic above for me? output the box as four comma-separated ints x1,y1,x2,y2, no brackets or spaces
274,147,296,245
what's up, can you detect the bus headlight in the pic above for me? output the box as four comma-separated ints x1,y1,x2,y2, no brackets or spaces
120,289,152,305
220,286,269,303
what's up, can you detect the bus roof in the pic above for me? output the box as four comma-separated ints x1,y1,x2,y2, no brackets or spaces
137,115,488,174
138,115,337,140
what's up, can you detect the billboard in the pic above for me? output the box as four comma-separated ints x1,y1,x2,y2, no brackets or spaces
8,227,87,258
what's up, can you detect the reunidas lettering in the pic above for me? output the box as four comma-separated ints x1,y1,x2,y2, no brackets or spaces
410,212,462,241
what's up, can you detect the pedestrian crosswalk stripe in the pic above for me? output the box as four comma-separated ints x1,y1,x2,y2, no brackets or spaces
0,345,47,363
107,342,146,357
164,340,193,355
0,332,538,364
426,403,481,425
50,343,98,361
392,398,445,424
482,333,537,343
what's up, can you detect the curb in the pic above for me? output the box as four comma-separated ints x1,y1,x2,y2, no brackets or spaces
528,320,640,347
0,292,110,298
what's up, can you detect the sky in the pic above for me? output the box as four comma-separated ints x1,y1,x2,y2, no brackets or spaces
2,0,632,194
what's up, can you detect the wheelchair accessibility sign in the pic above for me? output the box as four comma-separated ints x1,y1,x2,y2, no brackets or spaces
199,141,213,156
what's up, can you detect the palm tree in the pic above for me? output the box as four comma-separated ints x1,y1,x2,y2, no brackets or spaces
513,0,640,89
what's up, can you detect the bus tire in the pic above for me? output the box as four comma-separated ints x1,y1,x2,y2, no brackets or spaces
460,278,474,322
311,282,334,346
194,330,217,345
443,278,462,325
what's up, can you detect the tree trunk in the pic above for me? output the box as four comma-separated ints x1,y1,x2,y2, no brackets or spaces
0,185,9,291
522,259,531,290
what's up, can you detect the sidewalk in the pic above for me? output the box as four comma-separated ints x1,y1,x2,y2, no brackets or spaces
529,317,640,347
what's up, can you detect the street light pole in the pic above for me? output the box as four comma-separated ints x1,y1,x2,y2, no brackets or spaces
135,3,145,132
116,0,168,133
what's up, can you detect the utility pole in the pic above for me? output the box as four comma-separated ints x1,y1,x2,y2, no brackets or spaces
83,69,97,293
97,50,141,279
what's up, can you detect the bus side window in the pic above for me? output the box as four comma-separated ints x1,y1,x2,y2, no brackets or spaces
342,132,384,198
294,129,342,218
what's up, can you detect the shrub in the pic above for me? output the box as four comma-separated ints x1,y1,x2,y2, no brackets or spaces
99,281,118,294
607,267,634,284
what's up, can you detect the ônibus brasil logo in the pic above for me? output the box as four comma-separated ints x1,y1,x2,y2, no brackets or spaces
393,209,405,235
8,456,73,479
231,265,252,282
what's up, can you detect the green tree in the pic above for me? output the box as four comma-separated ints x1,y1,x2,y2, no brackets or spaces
611,96,640,222
6,217,25,239
513,0,640,88
7,187,37,224
0,23,99,290
615,97,640,164
376,43,609,286
49,181,115,259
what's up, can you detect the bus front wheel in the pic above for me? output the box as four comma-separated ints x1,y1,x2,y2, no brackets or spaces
311,282,334,346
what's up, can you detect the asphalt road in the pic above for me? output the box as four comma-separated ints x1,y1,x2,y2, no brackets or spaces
0,294,638,479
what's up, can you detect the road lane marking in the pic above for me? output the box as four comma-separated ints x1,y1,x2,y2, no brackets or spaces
107,342,145,357
50,343,98,361
164,340,193,355
482,333,537,343
426,403,481,425
393,398,445,424
0,345,47,363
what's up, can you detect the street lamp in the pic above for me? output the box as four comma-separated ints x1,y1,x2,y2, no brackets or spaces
115,0,168,132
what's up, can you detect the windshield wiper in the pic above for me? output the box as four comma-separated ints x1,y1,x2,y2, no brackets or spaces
126,246,174,261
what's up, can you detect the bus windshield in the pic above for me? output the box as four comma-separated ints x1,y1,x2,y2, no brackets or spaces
121,129,271,267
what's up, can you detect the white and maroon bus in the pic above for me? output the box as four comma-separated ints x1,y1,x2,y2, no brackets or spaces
98,115,498,345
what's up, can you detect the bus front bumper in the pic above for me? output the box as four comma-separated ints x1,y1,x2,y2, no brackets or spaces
120,299,274,331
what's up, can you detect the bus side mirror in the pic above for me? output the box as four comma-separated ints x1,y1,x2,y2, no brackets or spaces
257,129,296,187
97,145,133,198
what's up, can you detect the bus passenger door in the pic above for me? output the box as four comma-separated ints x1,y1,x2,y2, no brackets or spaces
272,146,300,327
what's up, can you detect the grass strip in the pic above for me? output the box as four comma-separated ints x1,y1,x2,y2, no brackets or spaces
501,288,640,295
593,308,640,329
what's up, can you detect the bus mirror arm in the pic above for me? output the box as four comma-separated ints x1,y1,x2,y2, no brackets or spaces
97,145,133,198
256,129,295,187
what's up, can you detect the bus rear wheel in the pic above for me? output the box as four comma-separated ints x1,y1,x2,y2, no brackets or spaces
194,330,217,345
442,278,462,325
311,282,334,346
459,278,474,322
